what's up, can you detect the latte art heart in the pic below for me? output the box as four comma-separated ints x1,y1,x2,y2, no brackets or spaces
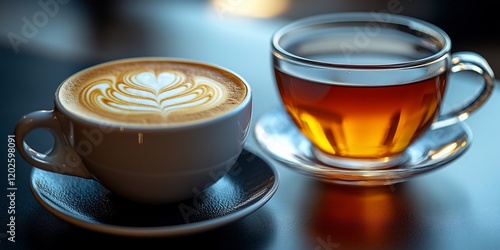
83,71,227,117
58,59,247,126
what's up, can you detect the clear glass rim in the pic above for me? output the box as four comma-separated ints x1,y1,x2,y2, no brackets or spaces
272,12,452,70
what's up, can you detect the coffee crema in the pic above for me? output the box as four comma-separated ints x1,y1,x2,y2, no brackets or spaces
58,59,247,126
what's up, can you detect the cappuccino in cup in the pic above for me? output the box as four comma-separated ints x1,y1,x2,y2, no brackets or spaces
59,60,248,125
15,58,252,204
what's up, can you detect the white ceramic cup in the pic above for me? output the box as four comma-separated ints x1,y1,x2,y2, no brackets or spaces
14,58,252,204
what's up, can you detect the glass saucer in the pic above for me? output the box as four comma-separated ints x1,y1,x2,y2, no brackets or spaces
254,107,472,186
29,149,279,237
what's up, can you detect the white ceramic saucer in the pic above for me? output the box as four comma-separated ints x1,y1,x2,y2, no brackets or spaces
30,149,279,237
254,107,472,186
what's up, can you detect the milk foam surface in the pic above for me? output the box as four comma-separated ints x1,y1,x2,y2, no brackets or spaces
58,60,247,125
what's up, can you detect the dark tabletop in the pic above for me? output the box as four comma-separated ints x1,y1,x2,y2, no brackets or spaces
1,1,500,249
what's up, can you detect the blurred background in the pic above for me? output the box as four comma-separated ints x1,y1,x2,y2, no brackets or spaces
1,0,499,66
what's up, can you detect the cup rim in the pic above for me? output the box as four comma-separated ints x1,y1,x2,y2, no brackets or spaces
54,57,252,130
272,12,452,70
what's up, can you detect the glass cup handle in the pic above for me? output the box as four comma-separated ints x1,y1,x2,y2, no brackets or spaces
14,110,93,178
433,52,495,129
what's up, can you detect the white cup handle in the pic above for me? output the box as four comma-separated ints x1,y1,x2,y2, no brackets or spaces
432,52,495,129
14,110,93,178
